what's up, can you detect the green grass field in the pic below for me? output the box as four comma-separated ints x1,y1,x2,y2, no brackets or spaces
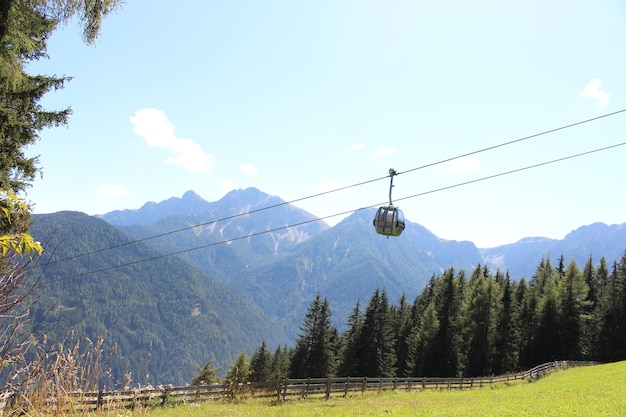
112,362,625,417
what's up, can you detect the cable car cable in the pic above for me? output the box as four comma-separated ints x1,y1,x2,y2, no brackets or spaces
45,140,626,284
395,108,626,177
32,108,626,268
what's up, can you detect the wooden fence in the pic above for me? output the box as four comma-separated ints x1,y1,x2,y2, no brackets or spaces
0,361,595,415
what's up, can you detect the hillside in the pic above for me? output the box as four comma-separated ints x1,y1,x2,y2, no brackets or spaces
29,211,288,385
25,189,626,385
227,208,482,333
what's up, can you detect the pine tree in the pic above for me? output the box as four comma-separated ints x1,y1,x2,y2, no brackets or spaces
191,359,220,385
0,0,121,192
557,261,588,359
290,293,337,378
580,256,597,358
250,341,272,382
225,352,251,383
595,255,626,361
535,274,560,363
392,293,413,376
270,345,291,381
588,257,610,359
0,2,70,192
430,268,462,376
515,278,537,369
460,265,496,377
492,271,517,374
354,289,397,377
338,300,362,376
405,300,439,376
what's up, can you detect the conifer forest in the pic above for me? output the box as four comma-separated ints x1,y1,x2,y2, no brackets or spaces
244,254,626,382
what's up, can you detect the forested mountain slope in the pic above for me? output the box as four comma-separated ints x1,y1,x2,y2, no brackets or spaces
29,211,288,386
229,209,483,333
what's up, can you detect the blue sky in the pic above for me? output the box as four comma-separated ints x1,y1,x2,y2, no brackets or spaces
25,0,626,248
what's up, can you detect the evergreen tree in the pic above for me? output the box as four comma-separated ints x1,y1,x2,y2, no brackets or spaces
595,255,626,361
354,289,397,377
290,293,337,378
430,268,462,376
0,2,69,192
392,293,413,376
491,271,517,374
225,352,251,383
588,257,611,359
338,300,363,376
0,0,120,192
191,359,220,385
459,265,495,376
557,261,588,359
580,256,597,358
405,301,439,376
250,341,272,382
535,273,560,363
270,345,291,381
582,256,597,307
515,278,538,369
596,257,610,300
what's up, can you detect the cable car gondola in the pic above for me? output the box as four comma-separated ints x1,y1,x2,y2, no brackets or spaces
373,168,405,237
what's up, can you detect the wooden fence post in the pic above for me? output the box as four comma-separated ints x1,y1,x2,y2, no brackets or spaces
305,377,310,399
344,377,349,397
161,386,170,406
280,378,286,402
325,378,331,400
96,389,103,410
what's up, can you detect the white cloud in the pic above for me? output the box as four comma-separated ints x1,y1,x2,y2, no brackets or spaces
99,184,127,199
130,108,215,173
350,144,366,152
440,157,482,173
240,164,259,177
582,79,610,109
374,146,399,157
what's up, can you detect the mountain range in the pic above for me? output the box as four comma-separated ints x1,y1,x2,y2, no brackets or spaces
27,188,626,385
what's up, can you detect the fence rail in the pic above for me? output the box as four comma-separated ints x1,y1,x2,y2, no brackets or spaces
0,361,595,415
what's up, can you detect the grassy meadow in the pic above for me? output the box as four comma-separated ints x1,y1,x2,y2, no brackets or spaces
100,361,625,417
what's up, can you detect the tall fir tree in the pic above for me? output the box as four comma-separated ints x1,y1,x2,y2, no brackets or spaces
290,293,337,378
534,273,560,363
460,265,497,377
492,271,518,374
250,341,272,382
557,261,588,359
225,352,251,383
353,289,397,377
515,278,538,369
430,268,462,376
338,300,363,376
0,0,121,192
392,293,413,377
405,300,439,377
270,345,291,381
